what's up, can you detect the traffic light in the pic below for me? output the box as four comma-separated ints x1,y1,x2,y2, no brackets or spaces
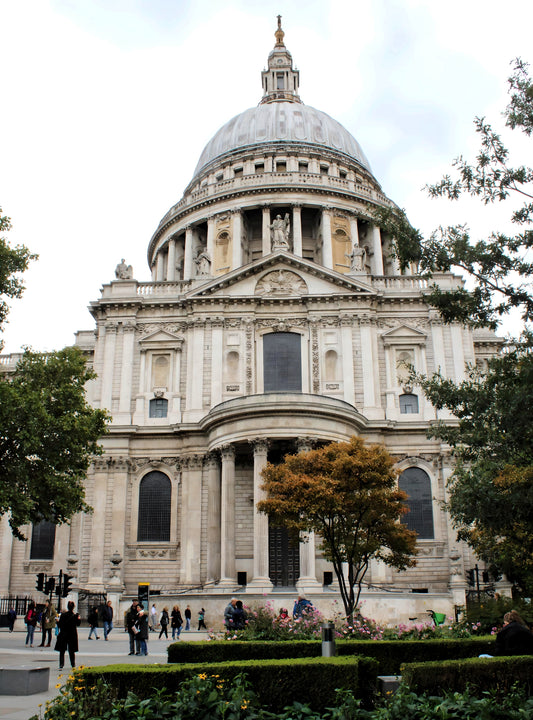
35,573,45,592
45,577,56,594
466,569,475,587
62,574,73,597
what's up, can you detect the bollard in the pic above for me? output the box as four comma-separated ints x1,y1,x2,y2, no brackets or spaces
321,621,336,657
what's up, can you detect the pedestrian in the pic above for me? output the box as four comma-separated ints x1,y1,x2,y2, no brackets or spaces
126,600,139,655
87,606,100,639
102,600,114,640
149,603,157,632
171,605,183,640
495,610,533,655
55,601,81,669
159,607,169,639
39,600,57,647
184,605,191,631
232,600,247,630
293,595,313,619
135,607,149,655
279,608,289,621
223,597,237,629
198,607,207,631
24,602,38,647
7,607,16,632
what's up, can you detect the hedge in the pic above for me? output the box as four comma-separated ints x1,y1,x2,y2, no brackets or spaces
167,637,495,674
80,655,378,712
401,655,533,696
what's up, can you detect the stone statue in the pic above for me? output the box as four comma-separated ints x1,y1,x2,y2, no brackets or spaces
194,249,211,276
115,258,133,280
270,213,291,251
346,245,366,273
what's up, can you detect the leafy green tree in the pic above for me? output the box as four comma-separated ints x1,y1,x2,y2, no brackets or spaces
376,59,533,592
0,209,108,538
258,437,417,621
0,347,109,538
0,208,37,349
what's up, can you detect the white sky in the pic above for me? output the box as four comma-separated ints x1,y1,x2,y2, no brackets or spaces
1,0,531,353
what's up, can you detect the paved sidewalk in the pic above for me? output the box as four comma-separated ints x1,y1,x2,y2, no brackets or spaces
0,628,207,720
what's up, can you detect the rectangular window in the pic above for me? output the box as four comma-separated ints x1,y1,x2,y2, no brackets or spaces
255,162,264,174
276,74,285,90
276,161,287,172
30,521,56,560
234,167,243,178
299,162,308,173
263,332,302,392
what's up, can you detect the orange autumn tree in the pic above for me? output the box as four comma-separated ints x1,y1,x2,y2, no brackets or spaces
258,436,417,621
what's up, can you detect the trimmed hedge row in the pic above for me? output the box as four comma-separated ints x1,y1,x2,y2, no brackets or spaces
167,637,495,674
402,655,533,696
80,655,378,712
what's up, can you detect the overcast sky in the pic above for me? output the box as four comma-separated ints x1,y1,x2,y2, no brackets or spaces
1,0,531,353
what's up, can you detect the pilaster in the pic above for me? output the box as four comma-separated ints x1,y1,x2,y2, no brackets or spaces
206,453,221,583
219,444,236,586
292,204,302,256
247,438,273,592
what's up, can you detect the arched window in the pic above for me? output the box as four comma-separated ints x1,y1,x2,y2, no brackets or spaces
137,472,171,542
149,398,168,418
399,393,419,414
399,467,434,539
30,521,56,560
263,332,302,392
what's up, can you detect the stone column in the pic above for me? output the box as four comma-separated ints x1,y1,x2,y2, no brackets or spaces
321,207,333,269
349,214,359,248
0,515,13,593
106,458,129,592
292,204,302,256
247,439,273,592
156,252,165,281
86,459,108,591
206,453,221,584
359,319,376,409
100,322,117,413
206,216,215,269
451,324,466,381
231,210,243,269
116,322,136,424
371,224,384,275
181,455,203,585
167,238,176,281
219,444,236,586
295,438,322,592
185,321,204,417
183,226,194,280
210,319,224,407
262,206,271,256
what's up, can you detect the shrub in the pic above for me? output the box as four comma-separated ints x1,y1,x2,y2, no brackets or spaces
233,600,325,641
401,655,533,697
463,597,533,634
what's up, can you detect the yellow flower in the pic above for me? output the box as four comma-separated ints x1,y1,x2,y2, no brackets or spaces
69,698,74,702
55,683,62,689
198,673,207,680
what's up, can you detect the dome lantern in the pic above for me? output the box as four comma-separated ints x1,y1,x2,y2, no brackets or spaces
260,15,301,105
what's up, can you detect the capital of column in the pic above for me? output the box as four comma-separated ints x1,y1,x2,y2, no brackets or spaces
182,454,204,470
251,438,269,455
122,321,137,333
220,444,235,460
204,451,220,469
296,437,316,453
104,322,119,333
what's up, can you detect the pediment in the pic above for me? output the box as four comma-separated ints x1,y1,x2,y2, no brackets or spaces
381,324,427,345
138,329,184,349
185,252,376,300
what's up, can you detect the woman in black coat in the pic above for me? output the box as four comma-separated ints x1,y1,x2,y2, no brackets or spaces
55,601,81,669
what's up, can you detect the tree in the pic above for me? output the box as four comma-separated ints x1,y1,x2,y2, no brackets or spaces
258,436,417,621
0,346,109,539
0,208,109,538
0,208,37,349
375,59,533,593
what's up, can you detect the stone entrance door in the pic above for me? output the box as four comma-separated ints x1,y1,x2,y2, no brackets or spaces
268,526,300,587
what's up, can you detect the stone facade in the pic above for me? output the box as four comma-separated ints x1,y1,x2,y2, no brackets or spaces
0,20,506,625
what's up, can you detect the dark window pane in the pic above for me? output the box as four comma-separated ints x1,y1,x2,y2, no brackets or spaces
137,471,171,542
149,398,168,418
399,467,434,539
263,332,302,392
30,521,56,559
399,393,419,413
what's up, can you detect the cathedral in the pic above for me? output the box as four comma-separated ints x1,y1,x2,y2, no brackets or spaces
0,19,504,625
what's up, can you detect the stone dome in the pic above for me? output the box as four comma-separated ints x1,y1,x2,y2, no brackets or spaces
193,101,372,180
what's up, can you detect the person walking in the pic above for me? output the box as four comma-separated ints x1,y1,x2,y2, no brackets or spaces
8,607,16,632
198,607,207,631
159,607,169,639
55,601,81,669
232,600,247,630
171,605,183,640
126,600,139,655
102,600,114,640
149,603,157,632
223,597,237,629
135,607,149,655
184,605,191,631
24,602,38,647
87,606,100,639
39,600,57,647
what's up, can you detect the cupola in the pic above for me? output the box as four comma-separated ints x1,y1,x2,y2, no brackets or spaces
260,16,301,104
